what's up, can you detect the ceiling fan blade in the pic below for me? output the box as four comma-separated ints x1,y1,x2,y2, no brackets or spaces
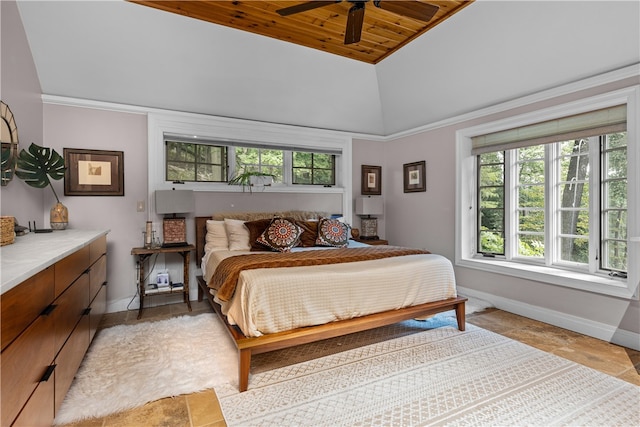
276,1,341,17
344,2,365,44
373,1,439,22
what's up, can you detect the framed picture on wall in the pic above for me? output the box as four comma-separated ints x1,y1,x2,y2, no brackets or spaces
64,148,124,196
361,165,381,195
403,161,426,193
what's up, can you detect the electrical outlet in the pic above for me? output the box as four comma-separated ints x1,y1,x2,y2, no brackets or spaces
137,200,145,212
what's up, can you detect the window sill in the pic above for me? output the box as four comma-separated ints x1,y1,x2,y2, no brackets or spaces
456,257,636,299
158,182,345,194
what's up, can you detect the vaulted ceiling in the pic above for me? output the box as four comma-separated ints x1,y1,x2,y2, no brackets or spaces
14,1,640,136
129,1,473,64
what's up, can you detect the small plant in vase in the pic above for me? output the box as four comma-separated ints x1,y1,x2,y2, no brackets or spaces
228,169,275,193
15,143,68,230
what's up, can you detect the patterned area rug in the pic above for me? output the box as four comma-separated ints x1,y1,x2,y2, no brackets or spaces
216,324,640,426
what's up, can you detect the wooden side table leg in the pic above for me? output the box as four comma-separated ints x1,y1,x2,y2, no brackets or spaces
137,256,146,319
181,251,192,312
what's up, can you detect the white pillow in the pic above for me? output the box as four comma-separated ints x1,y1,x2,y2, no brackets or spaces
224,218,251,251
204,220,228,252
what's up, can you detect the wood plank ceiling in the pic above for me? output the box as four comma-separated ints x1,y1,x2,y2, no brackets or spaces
130,1,474,64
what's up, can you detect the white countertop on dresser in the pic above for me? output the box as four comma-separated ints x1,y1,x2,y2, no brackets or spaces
1,229,109,294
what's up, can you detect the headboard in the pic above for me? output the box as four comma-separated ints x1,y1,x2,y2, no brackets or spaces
195,210,331,263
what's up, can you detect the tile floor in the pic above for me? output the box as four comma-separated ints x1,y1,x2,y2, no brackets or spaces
61,300,640,427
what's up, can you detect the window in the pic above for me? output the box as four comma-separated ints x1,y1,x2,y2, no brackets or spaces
457,87,638,299
477,152,505,255
477,133,627,276
165,140,336,186
235,147,284,182
165,140,227,182
601,132,628,274
293,152,335,186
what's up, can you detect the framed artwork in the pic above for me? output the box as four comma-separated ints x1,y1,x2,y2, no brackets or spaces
403,161,426,193
361,165,381,195
64,148,124,196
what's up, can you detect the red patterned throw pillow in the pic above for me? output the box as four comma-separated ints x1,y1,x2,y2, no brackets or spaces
316,217,350,248
257,218,303,252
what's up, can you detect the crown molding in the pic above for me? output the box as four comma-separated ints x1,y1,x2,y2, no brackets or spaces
42,63,639,142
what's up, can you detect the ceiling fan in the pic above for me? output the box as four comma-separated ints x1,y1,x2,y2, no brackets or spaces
276,0,440,45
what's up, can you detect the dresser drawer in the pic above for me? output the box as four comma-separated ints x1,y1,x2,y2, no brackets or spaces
89,281,107,343
1,314,55,427
89,254,107,302
12,377,54,427
55,315,90,415
55,245,90,297
90,235,107,266
53,273,90,355
1,267,54,351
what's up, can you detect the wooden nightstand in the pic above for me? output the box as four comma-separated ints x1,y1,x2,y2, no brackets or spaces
352,238,388,246
131,244,194,319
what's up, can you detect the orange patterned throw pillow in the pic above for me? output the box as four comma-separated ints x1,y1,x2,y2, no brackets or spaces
316,217,350,248
257,218,303,252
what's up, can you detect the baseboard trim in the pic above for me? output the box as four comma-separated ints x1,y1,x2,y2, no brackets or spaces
458,286,640,351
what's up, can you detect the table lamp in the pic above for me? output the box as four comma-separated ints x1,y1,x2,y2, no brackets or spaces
355,196,383,240
155,189,195,247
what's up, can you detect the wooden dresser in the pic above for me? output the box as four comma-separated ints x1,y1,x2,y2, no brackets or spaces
1,230,108,426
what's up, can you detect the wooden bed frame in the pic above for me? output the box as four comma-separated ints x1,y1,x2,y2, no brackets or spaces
195,216,467,392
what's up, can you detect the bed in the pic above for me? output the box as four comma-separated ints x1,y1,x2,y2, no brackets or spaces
195,211,466,392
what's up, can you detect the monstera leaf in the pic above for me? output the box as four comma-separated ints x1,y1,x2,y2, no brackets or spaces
16,143,66,203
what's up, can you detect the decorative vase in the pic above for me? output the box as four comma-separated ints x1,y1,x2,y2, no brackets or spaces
50,202,68,230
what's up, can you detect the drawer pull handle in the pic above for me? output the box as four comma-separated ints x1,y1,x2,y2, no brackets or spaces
40,364,56,382
41,304,57,316
83,307,92,316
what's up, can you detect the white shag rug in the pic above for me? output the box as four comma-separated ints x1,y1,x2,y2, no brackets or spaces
54,296,491,424
54,313,237,425
216,324,640,426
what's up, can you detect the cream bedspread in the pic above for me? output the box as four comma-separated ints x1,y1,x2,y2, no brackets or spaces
202,247,457,337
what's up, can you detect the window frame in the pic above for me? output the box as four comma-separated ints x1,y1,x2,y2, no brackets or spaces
292,151,336,186
148,111,353,216
456,87,639,299
165,140,228,183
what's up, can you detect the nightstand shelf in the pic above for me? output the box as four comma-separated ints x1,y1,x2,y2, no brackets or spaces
131,244,194,319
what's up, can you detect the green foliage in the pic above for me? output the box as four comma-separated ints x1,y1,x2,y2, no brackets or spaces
479,230,504,254
292,152,334,185
166,141,226,182
15,143,66,202
235,148,283,182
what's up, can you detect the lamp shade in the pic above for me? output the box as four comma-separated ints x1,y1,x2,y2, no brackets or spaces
355,196,383,216
155,190,195,215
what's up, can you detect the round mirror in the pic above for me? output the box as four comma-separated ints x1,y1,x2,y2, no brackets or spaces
1,101,19,186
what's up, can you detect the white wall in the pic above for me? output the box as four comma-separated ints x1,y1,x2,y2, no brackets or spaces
352,139,386,239
42,104,148,308
0,0,44,220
